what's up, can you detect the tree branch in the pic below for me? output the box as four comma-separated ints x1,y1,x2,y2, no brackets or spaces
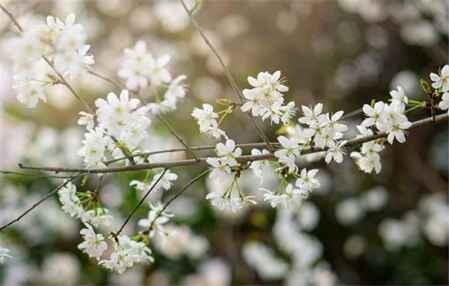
178,0,274,151
114,168,168,237
0,173,83,232
17,113,449,174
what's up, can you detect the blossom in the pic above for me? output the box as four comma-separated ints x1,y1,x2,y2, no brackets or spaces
80,208,113,228
192,104,226,139
78,127,109,168
325,140,346,164
151,170,178,191
12,79,47,108
138,202,174,237
118,40,171,90
298,103,325,127
351,151,382,174
78,224,108,260
118,41,153,90
77,111,95,130
100,235,153,274
206,140,241,174
54,44,94,79
439,92,449,111
430,64,449,92
95,90,140,136
273,136,301,173
361,102,386,129
0,247,11,264
58,182,84,218
241,71,294,124
156,75,187,113
295,168,320,195
148,54,172,86
263,184,306,209
390,86,408,107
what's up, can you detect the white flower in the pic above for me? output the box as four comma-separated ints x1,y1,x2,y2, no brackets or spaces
158,75,187,113
274,136,301,173
81,208,113,228
58,182,84,218
295,168,320,195
78,127,109,168
12,79,47,108
54,44,94,79
149,54,172,86
381,102,412,144
298,103,325,127
100,235,153,274
138,202,173,237
390,86,408,107
439,92,449,111
361,102,386,129
54,14,87,54
77,111,95,130
350,151,382,174
206,140,241,174
192,104,226,139
325,140,346,164
78,224,108,260
263,184,305,209
249,148,271,180
152,170,178,191
241,71,294,124
95,90,141,136
430,64,449,92
0,247,11,264
118,41,153,90
263,190,290,208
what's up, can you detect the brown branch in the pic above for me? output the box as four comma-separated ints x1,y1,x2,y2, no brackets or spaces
17,113,449,174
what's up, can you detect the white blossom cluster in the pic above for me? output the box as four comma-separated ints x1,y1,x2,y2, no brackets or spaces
6,14,93,108
241,71,296,124
351,65,449,174
118,41,187,114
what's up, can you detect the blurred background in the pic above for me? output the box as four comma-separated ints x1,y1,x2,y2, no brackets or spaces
0,0,448,285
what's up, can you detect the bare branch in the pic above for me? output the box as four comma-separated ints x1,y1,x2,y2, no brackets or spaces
0,173,83,232
178,0,274,151
17,113,449,174
144,168,210,235
156,114,200,161
114,168,168,237
0,3,23,32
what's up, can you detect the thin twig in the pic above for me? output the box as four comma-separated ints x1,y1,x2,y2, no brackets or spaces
87,69,123,91
157,114,199,161
178,0,274,151
42,56,94,113
145,169,210,235
114,168,168,237
0,173,82,232
17,113,449,174
0,3,23,32
0,169,75,179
